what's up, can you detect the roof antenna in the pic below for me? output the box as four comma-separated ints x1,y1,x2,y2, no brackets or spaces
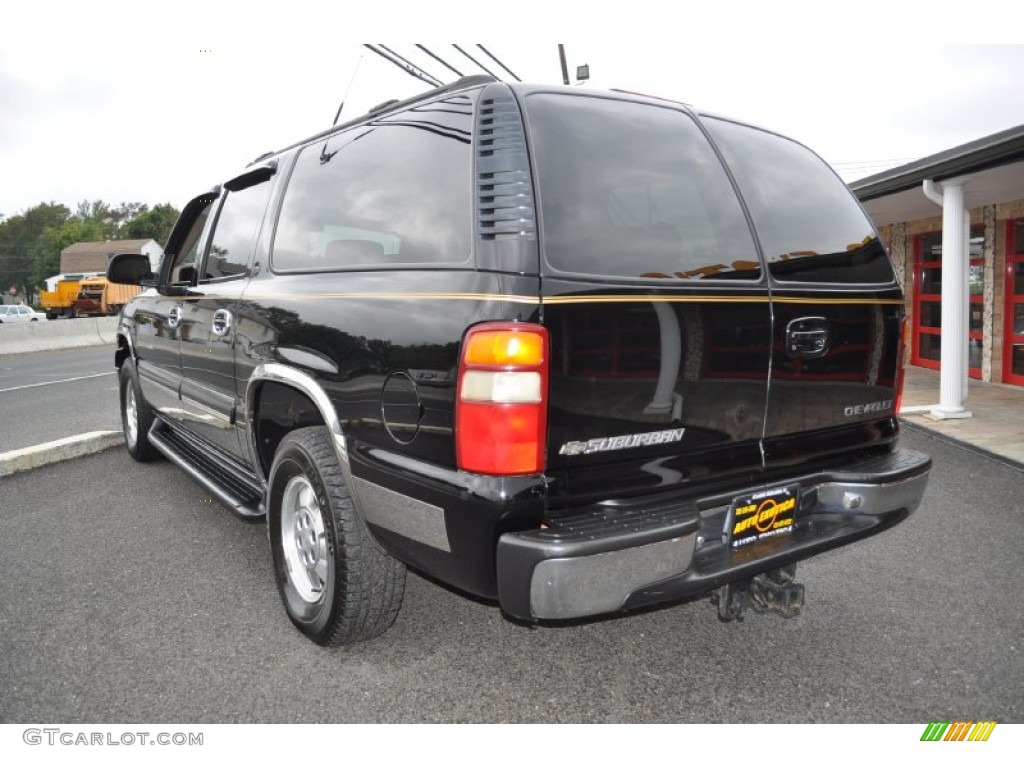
321,54,364,165
332,54,364,127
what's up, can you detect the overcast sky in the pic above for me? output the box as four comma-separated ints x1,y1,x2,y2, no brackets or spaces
2,22,1023,220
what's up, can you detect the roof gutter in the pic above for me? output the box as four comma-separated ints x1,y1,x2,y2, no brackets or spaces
921,179,944,207
851,125,1024,202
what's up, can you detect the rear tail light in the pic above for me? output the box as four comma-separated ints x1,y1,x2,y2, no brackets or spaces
894,316,908,415
456,322,549,475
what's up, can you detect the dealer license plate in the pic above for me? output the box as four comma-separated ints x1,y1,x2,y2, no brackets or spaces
727,485,798,549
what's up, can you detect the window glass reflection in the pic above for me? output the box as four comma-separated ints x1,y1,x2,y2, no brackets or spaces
919,333,941,362
705,118,895,284
273,95,474,271
1013,346,1024,376
527,94,760,281
202,184,271,281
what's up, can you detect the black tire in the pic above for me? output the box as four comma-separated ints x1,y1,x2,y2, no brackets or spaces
119,358,160,461
268,426,406,646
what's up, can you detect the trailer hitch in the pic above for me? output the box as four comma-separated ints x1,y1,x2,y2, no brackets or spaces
711,565,805,622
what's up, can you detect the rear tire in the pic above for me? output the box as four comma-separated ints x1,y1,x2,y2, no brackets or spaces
119,358,160,461
268,426,406,646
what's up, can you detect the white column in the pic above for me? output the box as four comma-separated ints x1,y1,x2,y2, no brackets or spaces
931,178,972,419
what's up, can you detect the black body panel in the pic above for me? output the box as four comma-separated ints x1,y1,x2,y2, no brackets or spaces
111,77,929,623
235,269,543,597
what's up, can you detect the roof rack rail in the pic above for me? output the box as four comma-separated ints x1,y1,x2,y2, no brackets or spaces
360,74,498,120
368,98,401,114
247,150,275,167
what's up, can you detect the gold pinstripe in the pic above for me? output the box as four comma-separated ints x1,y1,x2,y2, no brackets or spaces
773,297,904,305
543,295,903,305
222,292,540,304
190,291,903,305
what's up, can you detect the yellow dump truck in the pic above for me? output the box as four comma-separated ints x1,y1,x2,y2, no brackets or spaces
72,276,142,317
40,273,102,319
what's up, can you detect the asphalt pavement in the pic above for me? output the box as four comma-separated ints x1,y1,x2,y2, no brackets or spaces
0,427,1020,723
0,346,120,453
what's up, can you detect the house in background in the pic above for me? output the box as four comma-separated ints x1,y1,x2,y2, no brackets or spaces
60,238,163,274
851,125,1024,416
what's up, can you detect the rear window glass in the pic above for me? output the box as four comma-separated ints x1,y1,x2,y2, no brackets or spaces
526,94,760,281
272,95,474,272
704,118,896,284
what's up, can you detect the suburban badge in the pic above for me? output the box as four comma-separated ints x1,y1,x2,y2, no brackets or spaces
559,428,686,456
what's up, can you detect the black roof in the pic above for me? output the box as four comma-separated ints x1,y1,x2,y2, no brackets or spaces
255,75,497,164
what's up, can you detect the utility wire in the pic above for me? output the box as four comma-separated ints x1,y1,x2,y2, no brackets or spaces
380,45,442,87
476,45,520,81
415,45,464,78
452,45,498,78
831,158,917,168
363,44,441,88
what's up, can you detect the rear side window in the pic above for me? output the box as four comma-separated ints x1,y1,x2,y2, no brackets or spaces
526,94,760,281
272,95,474,272
704,118,895,284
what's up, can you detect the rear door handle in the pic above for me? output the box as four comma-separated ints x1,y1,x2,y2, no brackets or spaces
785,317,829,359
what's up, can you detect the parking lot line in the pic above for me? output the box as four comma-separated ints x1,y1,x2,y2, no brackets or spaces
0,371,115,393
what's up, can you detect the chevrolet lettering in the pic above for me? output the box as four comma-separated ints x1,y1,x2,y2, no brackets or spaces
107,75,931,643
844,399,895,417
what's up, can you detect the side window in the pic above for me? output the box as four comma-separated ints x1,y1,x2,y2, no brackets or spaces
174,205,214,283
704,117,896,284
161,193,219,285
272,93,474,271
199,179,274,282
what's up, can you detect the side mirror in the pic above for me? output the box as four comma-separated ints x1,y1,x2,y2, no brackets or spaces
107,253,154,285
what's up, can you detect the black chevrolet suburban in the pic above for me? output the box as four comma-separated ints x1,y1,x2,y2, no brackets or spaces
108,75,931,645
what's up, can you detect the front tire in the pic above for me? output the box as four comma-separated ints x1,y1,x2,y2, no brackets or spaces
268,427,406,646
119,358,159,461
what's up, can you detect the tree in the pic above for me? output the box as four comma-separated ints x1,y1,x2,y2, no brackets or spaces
0,202,71,302
107,202,149,228
122,203,180,245
30,218,106,283
0,198,181,303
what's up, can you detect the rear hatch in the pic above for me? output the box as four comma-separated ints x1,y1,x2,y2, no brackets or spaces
701,117,903,470
523,91,773,504
520,90,901,505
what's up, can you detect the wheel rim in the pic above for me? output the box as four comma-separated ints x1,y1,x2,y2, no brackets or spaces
124,384,138,446
281,475,328,604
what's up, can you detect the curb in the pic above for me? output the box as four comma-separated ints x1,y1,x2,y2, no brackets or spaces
0,431,125,478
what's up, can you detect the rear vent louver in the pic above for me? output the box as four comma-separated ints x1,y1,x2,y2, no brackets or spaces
476,92,536,241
